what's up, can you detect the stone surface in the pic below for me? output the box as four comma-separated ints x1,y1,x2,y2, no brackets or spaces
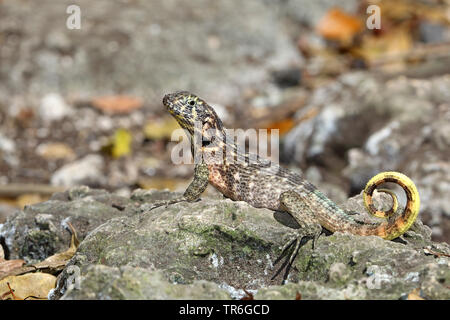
0,0,301,105
2,187,446,299
283,73,450,242
50,154,105,187
0,186,135,263
39,93,73,122
54,265,230,300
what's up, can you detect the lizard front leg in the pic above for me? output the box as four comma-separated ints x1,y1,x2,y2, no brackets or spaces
141,163,209,213
272,190,323,283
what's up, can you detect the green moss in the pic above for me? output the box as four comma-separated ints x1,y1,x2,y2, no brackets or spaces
21,229,59,260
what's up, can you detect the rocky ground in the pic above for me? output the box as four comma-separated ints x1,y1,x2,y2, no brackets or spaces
1,0,449,243
1,187,449,300
0,0,449,300
282,73,450,242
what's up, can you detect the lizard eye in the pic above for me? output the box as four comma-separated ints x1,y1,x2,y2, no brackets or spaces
188,99,196,106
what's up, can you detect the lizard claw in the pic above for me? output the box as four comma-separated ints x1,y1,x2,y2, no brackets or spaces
271,227,322,284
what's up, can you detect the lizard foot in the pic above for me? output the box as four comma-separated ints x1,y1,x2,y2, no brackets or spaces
271,226,322,284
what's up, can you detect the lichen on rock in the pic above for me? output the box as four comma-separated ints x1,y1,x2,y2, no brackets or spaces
1,187,449,300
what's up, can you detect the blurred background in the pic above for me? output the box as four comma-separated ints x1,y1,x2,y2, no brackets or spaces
0,0,449,243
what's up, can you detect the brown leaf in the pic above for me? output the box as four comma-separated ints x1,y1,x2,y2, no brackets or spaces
91,95,143,114
261,107,319,137
316,8,362,44
0,260,25,274
0,273,56,300
0,244,26,275
374,0,450,25
407,288,425,300
240,289,254,300
16,194,45,209
0,266,36,281
266,118,295,136
0,223,80,280
138,177,188,192
351,24,413,71
295,291,302,300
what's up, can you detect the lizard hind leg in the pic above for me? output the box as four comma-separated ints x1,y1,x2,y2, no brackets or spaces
271,190,322,284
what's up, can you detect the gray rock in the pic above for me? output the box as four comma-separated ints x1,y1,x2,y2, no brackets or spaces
23,188,446,300
51,154,105,187
0,203,17,224
419,22,446,44
55,265,230,300
1,185,447,299
283,73,450,241
282,0,359,27
0,132,18,168
57,190,293,291
0,186,135,263
38,93,73,122
255,233,450,300
0,0,301,105
284,73,446,167
0,132,16,154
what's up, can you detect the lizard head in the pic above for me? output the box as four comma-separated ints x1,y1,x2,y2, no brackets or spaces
163,91,224,136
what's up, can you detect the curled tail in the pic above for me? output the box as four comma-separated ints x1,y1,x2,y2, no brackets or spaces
363,171,420,240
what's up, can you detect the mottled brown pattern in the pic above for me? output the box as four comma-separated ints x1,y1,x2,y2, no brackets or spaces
162,91,421,281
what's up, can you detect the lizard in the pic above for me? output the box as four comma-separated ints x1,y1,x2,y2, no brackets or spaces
153,90,420,282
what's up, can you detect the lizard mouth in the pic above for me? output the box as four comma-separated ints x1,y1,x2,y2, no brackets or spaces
162,93,175,108
163,93,178,117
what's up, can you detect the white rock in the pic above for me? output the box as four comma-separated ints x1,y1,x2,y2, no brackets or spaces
0,133,16,153
51,154,104,187
39,93,72,122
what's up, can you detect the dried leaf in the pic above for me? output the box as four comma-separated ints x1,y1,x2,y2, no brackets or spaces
138,177,188,191
295,291,302,300
91,95,142,114
0,198,17,208
0,222,78,280
0,273,56,300
372,0,450,25
111,128,132,158
407,288,425,300
15,108,35,124
144,117,180,140
250,92,308,136
241,289,254,300
316,8,362,44
266,118,295,136
36,142,75,160
261,107,318,137
0,260,25,274
0,244,25,276
16,193,44,209
351,25,413,71
0,266,36,281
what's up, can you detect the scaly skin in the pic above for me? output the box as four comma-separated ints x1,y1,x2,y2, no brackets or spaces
159,91,421,282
